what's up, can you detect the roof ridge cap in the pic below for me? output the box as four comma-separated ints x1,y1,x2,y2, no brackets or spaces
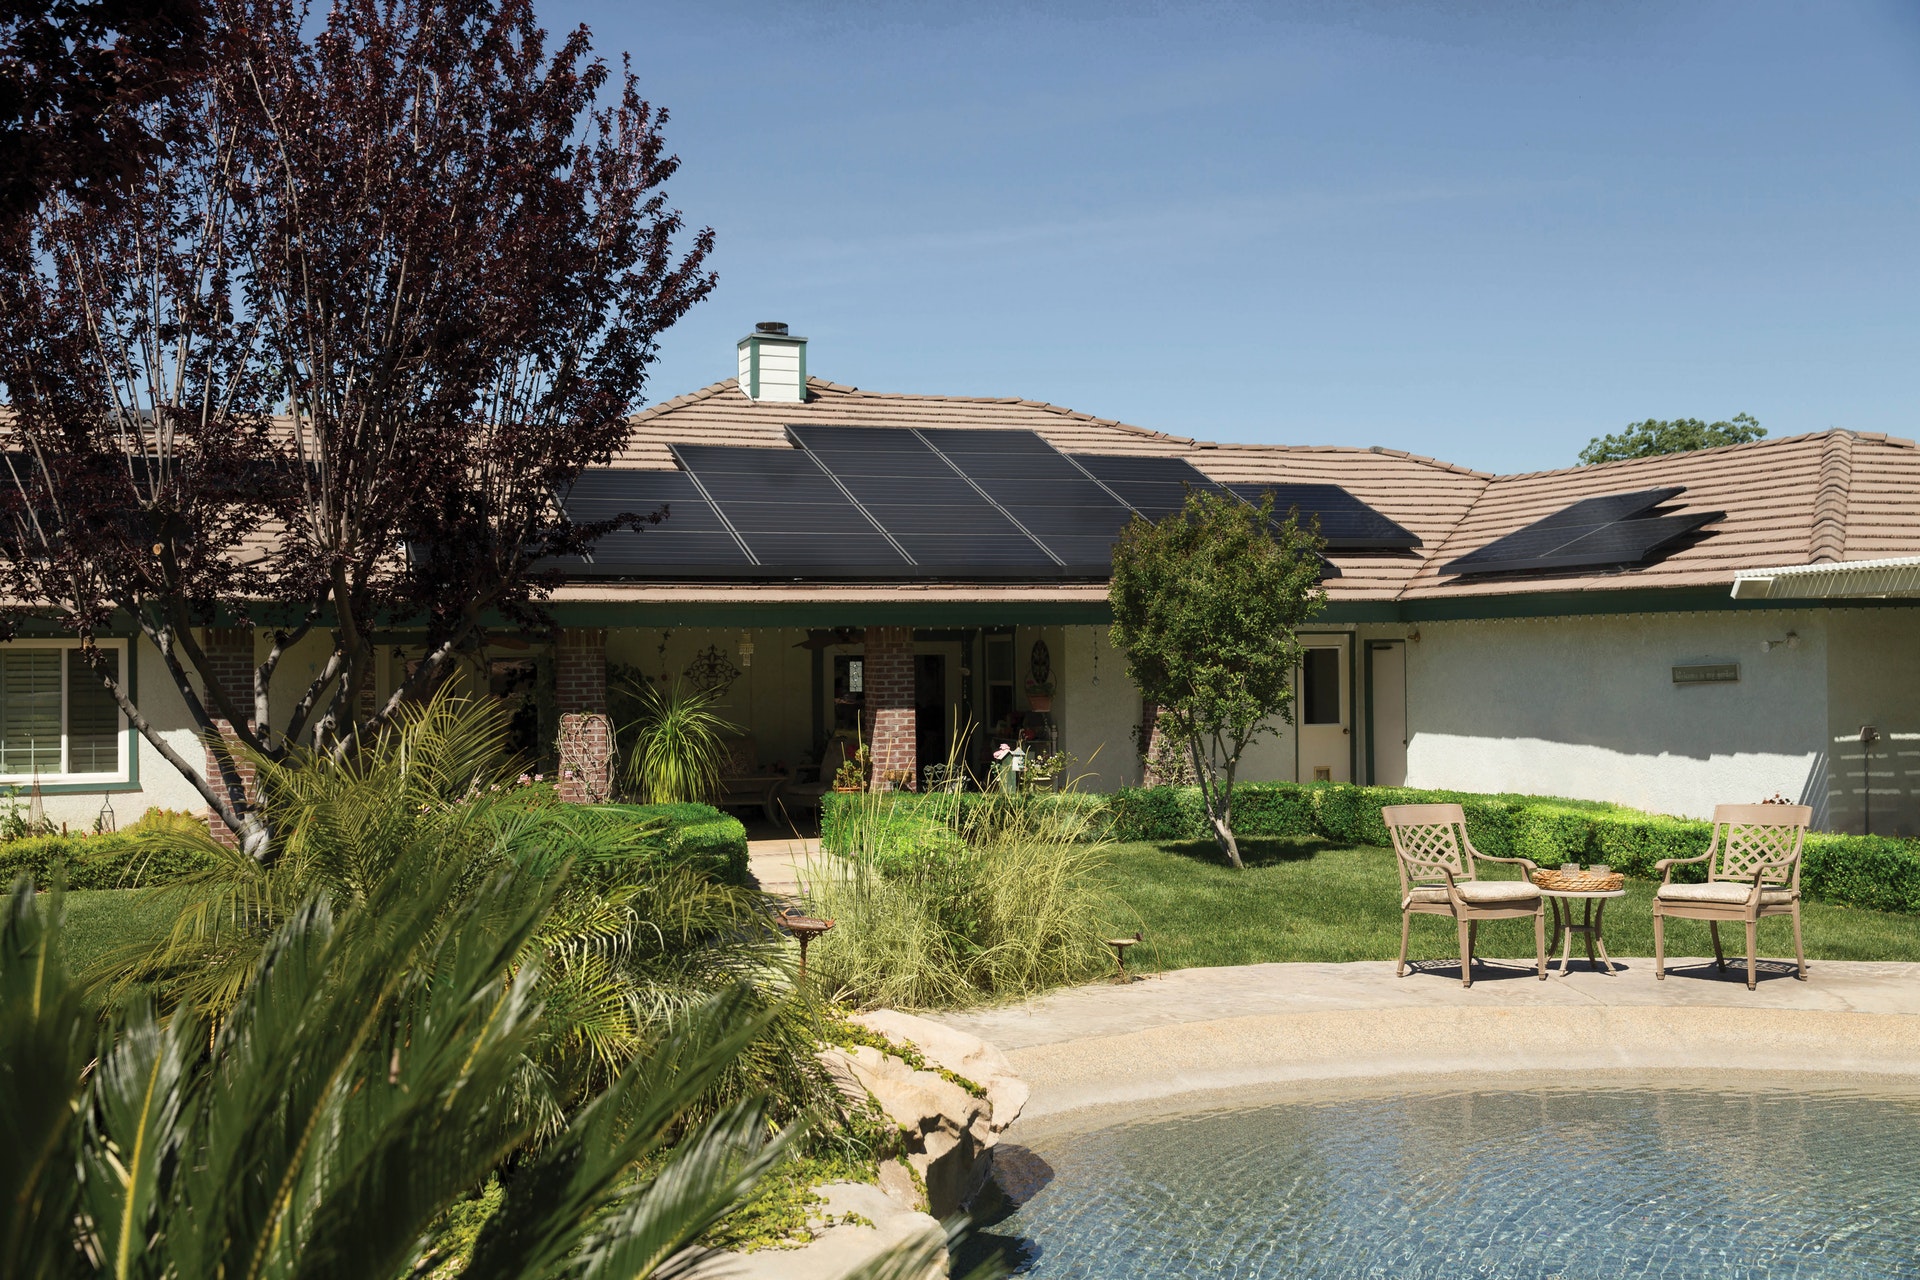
1180,441,1490,477
781,379,1196,443
1808,429,1856,564
1363,444,1491,478
629,377,740,421
1490,427,1851,482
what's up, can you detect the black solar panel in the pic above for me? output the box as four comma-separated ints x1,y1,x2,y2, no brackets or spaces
1224,483,1420,550
670,444,911,571
551,469,750,573
1069,455,1415,553
1068,454,1228,521
916,428,1135,572
1443,487,1721,576
785,425,1057,569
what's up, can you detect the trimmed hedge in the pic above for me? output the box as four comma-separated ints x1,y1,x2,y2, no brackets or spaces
596,802,750,886
0,802,752,893
819,790,1109,856
0,832,218,890
837,782,1920,917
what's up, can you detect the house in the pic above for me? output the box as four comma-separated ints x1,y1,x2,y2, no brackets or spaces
15,323,1920,834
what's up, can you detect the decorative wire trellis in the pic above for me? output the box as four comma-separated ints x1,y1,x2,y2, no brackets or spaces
557,712,616,803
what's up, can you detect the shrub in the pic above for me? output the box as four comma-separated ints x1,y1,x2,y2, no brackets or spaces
0,827,218,889
807,788,1117,1009
820,790,1108,854
614,676,735,803
594,801,749,886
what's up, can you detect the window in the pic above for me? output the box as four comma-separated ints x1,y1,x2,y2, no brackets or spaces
0,644,126,780
832,654,865,732
1301,648,1341,726
985,635,1015,730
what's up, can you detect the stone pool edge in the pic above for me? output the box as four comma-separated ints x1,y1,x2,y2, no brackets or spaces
999,1004,1920,1126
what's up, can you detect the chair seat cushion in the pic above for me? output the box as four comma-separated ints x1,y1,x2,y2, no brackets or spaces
1406,880,1540,907
1656,881,1797,907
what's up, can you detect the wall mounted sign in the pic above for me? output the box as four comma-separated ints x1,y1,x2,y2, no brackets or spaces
1672,662,1739,685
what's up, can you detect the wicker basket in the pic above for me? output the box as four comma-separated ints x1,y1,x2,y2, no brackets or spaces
1531,868,1625,893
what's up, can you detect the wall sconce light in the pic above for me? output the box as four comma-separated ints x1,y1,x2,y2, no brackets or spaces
737,630,755,668
1406,629,1421,644
1761,631,1800,653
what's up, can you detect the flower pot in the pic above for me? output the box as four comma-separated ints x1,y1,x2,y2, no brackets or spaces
832,784,864,794
1028,694,1053,713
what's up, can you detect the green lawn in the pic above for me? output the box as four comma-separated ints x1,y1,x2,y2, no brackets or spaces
1101,836,1920,973
44,888,180,975
46,844,1920,990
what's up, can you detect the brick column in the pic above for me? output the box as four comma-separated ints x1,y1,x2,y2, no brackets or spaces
555,628,612,803
201,627,257,846
862,626,916,791
1139,699,1191,787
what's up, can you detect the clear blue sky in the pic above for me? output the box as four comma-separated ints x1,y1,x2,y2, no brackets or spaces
554,0,1920,475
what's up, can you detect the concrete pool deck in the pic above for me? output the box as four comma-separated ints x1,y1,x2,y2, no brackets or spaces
930,958,1920,1122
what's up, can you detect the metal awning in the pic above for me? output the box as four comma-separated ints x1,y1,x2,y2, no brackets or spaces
1730,555,1920,600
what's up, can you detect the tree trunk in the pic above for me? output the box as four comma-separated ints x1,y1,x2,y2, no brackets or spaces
1190,738,1243,869
233,808,274,864
1209,809,1242,869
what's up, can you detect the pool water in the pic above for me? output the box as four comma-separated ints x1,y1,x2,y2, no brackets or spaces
964,1086,1920,1279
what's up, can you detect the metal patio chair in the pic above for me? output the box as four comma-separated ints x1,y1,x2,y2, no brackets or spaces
1653,802,1811,990
1383,803,1547,988
920,762,964,793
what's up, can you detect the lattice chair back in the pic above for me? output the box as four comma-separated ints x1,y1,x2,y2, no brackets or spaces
921,762,962,794
1382,803,1477,896
1707,803,1812,890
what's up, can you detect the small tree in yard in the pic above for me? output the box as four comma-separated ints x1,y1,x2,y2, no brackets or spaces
1109,489,1326,869
0,0,714,861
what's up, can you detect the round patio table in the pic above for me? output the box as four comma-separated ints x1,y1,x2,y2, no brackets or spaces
1538,887,1627,977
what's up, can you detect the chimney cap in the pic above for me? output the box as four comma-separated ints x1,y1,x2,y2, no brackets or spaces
755,321,790,336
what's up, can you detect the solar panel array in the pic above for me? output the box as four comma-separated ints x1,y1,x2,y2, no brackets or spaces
1069,455,1419,551
784,425,1069,569
1442,486,1723,577
554,428,1417,579
1223,483,1420,550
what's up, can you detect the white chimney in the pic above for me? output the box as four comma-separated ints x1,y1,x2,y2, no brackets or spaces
737,321,807,403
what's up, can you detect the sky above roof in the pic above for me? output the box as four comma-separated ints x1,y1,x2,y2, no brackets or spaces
554,0,1920,475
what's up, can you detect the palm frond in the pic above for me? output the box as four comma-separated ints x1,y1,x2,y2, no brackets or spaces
577,1101,792,1280
79,1000,201,1280
0,877,91,1280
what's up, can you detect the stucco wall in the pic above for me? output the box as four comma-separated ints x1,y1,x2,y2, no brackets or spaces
608,627,818,773
1824,608,1920,836
1403,611,1830,821
1059,623,1302,791
1059,625,1141,791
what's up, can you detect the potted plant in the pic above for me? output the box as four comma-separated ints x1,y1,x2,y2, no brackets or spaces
1026,679,1055,713
832,743,870,793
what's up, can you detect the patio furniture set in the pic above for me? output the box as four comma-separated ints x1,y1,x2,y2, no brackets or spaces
1383,802,1812,989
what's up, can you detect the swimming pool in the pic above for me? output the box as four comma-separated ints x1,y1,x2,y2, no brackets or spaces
964,1084,1920,1278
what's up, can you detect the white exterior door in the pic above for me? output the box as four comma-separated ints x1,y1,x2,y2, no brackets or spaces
1297,642,1350,782
1369,641,1408,786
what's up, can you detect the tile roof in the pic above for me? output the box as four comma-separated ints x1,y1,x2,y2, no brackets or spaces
599,376,1920,606
619,377,1193,467
1397,430,1919,599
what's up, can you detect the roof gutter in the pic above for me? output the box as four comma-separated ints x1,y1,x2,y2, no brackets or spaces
1730,555,1920,600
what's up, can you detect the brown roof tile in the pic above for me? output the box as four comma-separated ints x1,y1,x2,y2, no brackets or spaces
605,382,1920,606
